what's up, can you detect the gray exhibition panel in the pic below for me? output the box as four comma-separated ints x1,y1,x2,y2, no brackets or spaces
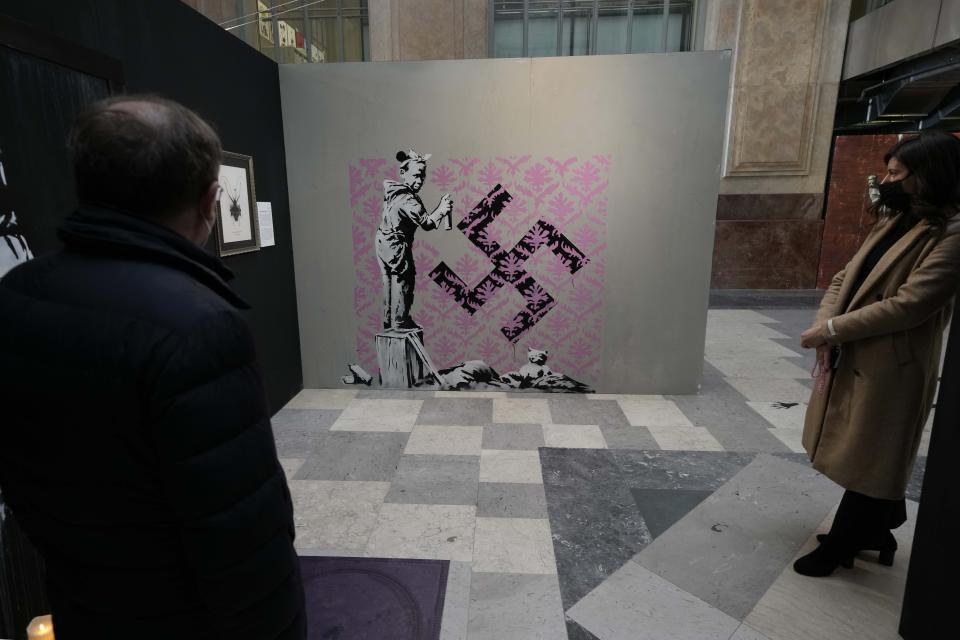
280,52,730,394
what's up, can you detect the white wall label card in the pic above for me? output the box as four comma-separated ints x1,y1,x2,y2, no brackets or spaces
257,201,275,247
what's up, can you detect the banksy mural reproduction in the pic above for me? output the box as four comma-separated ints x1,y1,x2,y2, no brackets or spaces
348,152,609,392
0,147,34,278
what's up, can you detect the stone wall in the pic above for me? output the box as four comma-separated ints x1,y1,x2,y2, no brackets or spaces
704,0,851,289
368,0,487,61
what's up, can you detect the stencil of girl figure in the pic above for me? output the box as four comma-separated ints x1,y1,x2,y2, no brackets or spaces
375,150,452,330
0,148,34,279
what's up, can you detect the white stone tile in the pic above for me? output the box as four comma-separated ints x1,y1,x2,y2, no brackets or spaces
567,561,740,640
492,398,552,424
467,573,567,640
747,402,808,431
330,398,423,432
364,503,476,562
542,424,608,449
646,424,725,451
284,388,357,410
278,458,305,481
439,561,472,640
743,501,919,640
706,310,779,325
588,394,665,401
725,377,813,404
435,391,506,398
705,356,811,380
288,480,390,553
617,398,694,427
479,450,544,484
472,517,557,574
403,425,484,456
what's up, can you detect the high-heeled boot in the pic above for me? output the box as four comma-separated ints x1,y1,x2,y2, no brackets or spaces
817,530,897,566
793,538,854,577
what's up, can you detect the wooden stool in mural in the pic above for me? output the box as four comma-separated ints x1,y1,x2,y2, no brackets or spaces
375,328,443,388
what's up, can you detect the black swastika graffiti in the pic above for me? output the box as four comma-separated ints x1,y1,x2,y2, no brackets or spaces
429,184,589,343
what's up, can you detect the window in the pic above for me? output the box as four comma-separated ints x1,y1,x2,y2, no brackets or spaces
254,0,368,63
850,0,895,21
492,0,697,57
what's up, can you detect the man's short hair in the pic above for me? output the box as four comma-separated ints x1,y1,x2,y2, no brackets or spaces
68,95,222,218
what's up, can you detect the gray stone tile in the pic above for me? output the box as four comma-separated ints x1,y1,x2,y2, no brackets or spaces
385,454,480,505
477,482,548,518
630,488,712,540
771,452,928,503
760,308,818,337
598,424,661,450
540,447,620,487
510,391,588,399
567,561,741,640
467,573,567,640
544,480,651,611
700,360,727,379
539,448,652,611
771,337,810,360
667,378,793,452
482,423,545,450
271,408,340,432
416,397,493,425
294,431,407,481
273,432,324,458
632,453,843,620
271,409,341,456
439,561,471,640
565,620,602,640
539,451,763,614
355,389,436,399
611,450,756,492
548,397,630,426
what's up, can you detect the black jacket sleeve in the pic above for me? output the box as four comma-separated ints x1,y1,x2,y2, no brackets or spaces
146,309,305,639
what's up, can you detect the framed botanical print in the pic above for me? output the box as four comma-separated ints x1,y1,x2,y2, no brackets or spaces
215,151,260,257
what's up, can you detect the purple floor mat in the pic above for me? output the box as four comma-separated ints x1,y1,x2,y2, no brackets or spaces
299,556,449,640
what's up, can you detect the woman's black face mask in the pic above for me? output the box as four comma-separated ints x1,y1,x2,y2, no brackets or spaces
877,178,912,213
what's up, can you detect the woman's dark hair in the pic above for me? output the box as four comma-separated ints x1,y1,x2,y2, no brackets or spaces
875,130,960,230
68,95,222,219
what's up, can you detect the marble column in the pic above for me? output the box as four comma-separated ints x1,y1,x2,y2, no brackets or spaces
703,0,851,288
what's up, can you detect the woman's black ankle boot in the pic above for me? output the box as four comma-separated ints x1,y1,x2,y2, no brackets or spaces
794,539,852,577
816,530,897,566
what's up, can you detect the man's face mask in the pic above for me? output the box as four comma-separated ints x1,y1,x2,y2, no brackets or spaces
877,178,912,213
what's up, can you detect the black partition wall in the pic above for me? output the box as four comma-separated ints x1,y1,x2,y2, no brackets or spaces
900,312,960,638
0,0,303,413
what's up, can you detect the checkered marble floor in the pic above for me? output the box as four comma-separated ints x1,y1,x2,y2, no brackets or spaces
276,308,936,640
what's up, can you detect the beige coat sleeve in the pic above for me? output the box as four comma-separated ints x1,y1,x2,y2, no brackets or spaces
816,266,847,325
830,230,960,344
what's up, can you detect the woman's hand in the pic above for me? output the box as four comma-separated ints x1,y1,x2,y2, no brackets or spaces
816,344,831,372
801,321,828,349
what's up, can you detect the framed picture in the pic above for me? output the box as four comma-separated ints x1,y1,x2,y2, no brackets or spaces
215,151,260,257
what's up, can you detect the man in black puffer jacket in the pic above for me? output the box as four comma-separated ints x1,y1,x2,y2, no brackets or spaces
0,96,305,639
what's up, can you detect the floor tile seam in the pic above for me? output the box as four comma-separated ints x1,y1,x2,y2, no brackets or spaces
358,489,396,557
566,559,742,633
624,554,746,625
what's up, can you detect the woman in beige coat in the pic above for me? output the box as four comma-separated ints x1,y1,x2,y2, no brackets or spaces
796,130,960,577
